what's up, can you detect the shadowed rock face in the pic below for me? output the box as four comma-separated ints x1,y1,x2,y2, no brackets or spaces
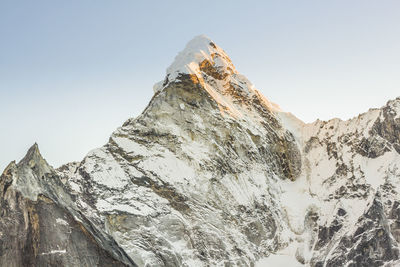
311,195,400,267
355,98,400,159
1,36,400,266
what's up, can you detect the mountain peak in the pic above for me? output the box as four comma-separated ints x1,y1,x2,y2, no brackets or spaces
19,143,44,167
153,35,237,93
148,35,283,121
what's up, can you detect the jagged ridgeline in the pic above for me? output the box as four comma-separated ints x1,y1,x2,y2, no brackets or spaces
1,35,400,266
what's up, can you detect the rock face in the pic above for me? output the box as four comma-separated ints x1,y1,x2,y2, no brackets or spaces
0,144,135,267
1,35,400,266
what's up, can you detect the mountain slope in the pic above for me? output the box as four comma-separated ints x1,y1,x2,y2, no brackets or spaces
2,35,400,266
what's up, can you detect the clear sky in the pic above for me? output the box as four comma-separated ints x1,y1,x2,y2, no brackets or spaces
1,1,400,171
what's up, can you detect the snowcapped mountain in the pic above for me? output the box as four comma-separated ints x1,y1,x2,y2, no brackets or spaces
1,35,399,266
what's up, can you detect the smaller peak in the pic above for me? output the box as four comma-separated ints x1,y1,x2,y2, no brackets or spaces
30,142,39,153
11,143,53,201
18,143,52,176
20,143,42,165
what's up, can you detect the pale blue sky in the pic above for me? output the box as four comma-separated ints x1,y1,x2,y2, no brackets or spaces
1,1,400,171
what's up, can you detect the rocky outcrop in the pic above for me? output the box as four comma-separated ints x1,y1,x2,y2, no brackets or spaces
371,98,400,154
0,144,135,267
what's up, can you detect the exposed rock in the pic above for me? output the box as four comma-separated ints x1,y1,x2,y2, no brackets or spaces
0,145,136,267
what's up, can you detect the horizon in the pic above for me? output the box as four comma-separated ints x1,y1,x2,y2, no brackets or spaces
1,1,400,171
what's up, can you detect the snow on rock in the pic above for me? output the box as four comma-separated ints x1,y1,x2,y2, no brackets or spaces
56,36,399,266
40,250,67,255
386,97,400,119
255,243,303,267
82,147,131,189
56,218,69,226
153,35,281,118
7,35,400,266
165,35,236,83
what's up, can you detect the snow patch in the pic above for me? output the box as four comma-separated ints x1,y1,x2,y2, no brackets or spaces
40,250,67,255
84,148,130,189
56,218,69,226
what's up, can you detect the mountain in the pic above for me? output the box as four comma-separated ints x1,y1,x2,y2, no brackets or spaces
1,35,400,267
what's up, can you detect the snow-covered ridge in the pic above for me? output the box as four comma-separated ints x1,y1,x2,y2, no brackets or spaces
272,96,400,266
277,97,400,148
